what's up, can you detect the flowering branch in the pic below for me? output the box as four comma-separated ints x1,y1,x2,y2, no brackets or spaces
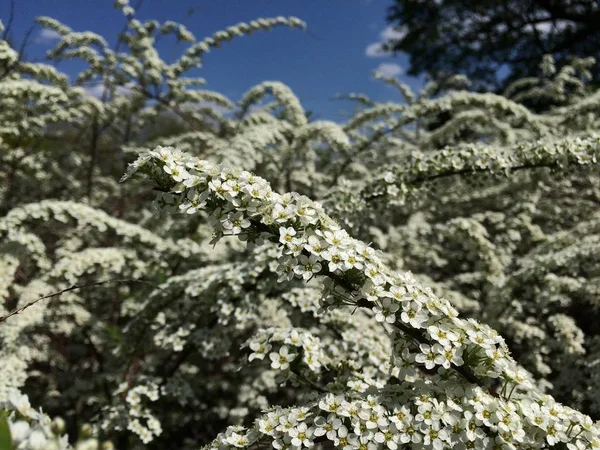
123,145,600,449
359,135,600,206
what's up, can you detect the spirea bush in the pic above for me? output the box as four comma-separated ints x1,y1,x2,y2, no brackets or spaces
1,2,600,449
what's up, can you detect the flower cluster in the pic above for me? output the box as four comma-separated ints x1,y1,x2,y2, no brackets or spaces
4,4,600,447
360,135,600,208
124,145,600,449
0,389,104,450
209,388,600,450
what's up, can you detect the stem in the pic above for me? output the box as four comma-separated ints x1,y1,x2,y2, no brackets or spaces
0,278,160,324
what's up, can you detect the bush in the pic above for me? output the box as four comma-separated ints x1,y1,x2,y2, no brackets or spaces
1,2,600,449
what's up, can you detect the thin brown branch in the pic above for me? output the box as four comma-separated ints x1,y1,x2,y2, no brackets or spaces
291,369,329,394
0,278,160,324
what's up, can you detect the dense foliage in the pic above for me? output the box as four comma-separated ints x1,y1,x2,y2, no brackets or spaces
384,0,600,90
1,2,600,449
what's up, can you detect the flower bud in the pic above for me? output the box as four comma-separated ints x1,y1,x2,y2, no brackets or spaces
79,423,93,438
51,417,66,435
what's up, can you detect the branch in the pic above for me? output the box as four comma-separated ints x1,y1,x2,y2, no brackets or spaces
358,136,600,205
1,0,15,40
0,278,160,324
291,369,329,394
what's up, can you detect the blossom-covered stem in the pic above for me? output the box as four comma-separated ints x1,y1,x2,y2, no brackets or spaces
122,149,516,392
314,258,491,393
359,135,600,206
123,145,600,449
255,220,487,391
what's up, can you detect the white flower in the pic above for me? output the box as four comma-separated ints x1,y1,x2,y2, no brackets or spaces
289,422,315,447
27,430,49,450
420,421,450,450
294,254,322,280
279,227,297,244
208,178,228,198
318,394,345,413
473,399,499,428
305,235,327,255
358,407,388,430
271,203,296,223
249,341,272,361
348,432,378,450
387,285,406,302
400,301,428,328
361,280,385,302
8,391,38,419
415,402,441,426
321,247,346,272
313,414,344,440
341,250,364,270
390,405,412,428
442,346,464,368
320,229,350,247
332,424,352,449
222,179,243,197
9,421,31,444
226,431,250,448
276,255,298,282
178,189,208,214
277,412,298,433
374,424,401,450
386,184,400,197
398,424,422,445
258,417,278,435
151,145,176,162
163,162,189,182
269,346,297,370
364,263,387,285
523,401,548,430
295,199,318,225
427,324,458,349
221,211,251,234
373,298,400,323
245,182,269,199
414,343,442,370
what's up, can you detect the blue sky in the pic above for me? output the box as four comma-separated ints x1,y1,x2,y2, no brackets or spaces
1,0,423,121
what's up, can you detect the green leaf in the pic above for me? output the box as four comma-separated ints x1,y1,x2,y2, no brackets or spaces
0,413,13,450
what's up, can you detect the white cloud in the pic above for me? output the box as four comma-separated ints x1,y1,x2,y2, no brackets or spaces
35,28,61,44
365,42,386,58
365,25,407,58
374,62,403,78
381,25,407,41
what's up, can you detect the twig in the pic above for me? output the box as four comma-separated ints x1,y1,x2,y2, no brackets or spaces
291,369,329,394
0,278,160,324
85,0,145,200
2,0,15,40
